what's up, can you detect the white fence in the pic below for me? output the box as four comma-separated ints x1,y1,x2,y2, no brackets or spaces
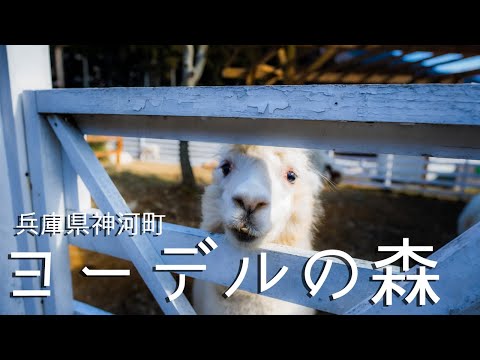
333,153,480,199
122,138,220,166
119,137,480,199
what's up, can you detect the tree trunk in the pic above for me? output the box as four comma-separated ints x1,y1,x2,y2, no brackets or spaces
54,45,65,88
179,45,209,188
180,140,195,188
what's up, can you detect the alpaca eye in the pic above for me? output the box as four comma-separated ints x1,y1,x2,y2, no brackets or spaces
220,161,232,177
286,170,297,183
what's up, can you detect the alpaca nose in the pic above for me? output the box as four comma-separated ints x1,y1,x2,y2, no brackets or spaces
232,195,269,214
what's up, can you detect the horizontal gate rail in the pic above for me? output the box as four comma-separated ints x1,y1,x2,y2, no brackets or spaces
33,85,480,159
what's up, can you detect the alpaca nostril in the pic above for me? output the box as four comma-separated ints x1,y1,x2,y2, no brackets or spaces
247,201,269,214
233,196,269,213
255,202,268,210
233,197,245,209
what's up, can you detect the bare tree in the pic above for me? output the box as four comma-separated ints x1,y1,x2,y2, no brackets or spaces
54,45,65,88
179,45,209,188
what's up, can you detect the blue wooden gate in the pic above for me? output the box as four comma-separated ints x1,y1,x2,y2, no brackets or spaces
1,45,479,315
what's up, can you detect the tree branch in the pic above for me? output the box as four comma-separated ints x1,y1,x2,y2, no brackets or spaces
191,45,209,85
182,45,194,85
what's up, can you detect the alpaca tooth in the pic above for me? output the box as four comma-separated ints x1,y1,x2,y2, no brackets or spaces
240,227,248,233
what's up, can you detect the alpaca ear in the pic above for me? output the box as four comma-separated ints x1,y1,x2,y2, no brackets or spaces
330,170,342,185
325,165,342,185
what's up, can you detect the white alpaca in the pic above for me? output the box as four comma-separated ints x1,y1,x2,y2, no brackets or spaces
192,145,324,315
140,144,161,161
108,151,133,165
458,193,480,234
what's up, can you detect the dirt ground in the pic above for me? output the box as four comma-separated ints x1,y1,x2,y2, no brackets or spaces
70,161,467,314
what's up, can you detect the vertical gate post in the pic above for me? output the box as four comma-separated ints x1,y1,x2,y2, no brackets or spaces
0,45,52,314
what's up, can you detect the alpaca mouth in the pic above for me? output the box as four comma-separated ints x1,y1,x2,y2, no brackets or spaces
228,226,258,243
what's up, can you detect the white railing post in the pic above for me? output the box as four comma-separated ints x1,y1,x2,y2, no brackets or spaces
382,154,395,188
0,45,52,314
456,160,470,200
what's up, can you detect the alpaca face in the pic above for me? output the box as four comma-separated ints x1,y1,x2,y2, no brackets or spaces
201,145,322,248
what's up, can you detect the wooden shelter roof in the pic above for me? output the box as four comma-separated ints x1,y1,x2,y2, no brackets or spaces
221,45,480,85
